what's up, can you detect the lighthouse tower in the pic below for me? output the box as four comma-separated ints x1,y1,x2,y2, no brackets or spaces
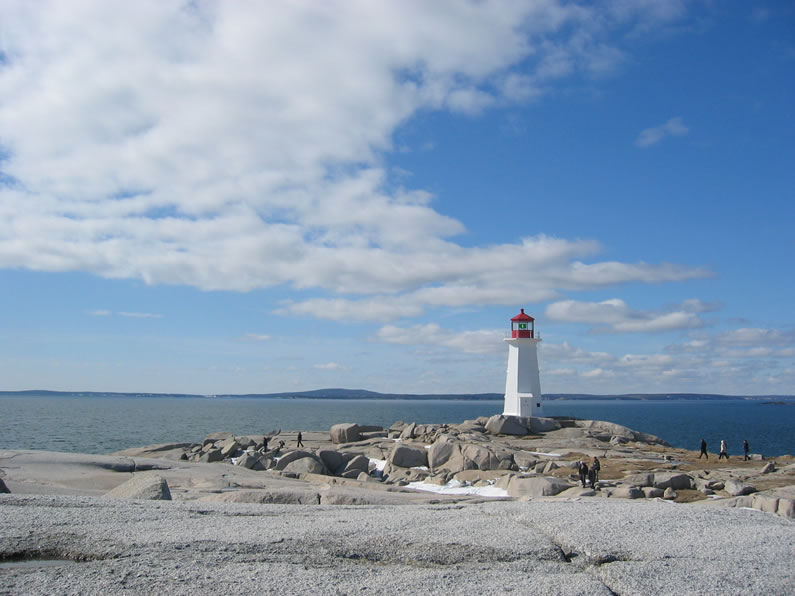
503,309,543,417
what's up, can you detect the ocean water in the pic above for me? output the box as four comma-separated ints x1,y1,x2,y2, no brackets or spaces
0,394,793,457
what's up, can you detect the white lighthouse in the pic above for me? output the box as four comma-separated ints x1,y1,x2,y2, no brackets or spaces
503,308,543,417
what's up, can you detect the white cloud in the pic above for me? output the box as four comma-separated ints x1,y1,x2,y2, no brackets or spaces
245,334,271,342
635,116,689,147
376,323,503,355
88,309,111,317
118,311,163,319
313,362,341,371
0,2,701,320
545,298,707,333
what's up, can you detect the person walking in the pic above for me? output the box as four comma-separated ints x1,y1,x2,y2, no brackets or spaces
698,438,708,459
591,456,601,485
296,431,304,448
719,439,729,460
743,439,750,461
578,460,589,488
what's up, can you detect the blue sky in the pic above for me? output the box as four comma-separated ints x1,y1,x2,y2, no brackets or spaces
1,1,793,395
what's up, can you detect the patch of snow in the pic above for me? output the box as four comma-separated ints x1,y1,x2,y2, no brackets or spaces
369,458,386,472
524,451,561,457
410,466,429,472
406,479,509,498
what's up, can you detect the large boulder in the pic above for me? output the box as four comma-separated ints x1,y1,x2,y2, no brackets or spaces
527,417,562,433
461,444,499,471
317,449,345,473
330,423,360,444
507,476,571,498
105,473,172,500
218,438,240,458
235,453,267,471
621,472,654,487
389,444,428,469
653,472,694,491
343,455,370,475
282,457,328,476
513,452,538,470
198,448,224,463
399,422,417,440
204,431,235,443
485,415,529,436
725,478,757,497
611,486,644,499
0,478,9,493
427,436,456,470
274,450,315,471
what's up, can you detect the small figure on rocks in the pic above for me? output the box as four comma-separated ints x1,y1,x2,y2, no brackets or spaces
591,456,601,485
719,439,729,460
587,465,597,489
699,438,708,459
743,439,750,461
262,436,269,452
296,432,304,448
578,460,589,488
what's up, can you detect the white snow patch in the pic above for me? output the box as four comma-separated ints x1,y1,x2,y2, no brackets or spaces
406,479,509,498
369,458,387,472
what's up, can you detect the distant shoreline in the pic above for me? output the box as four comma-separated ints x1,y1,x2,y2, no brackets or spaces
1,389,793,402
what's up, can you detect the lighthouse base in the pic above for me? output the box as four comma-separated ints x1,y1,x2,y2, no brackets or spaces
503,392,543,418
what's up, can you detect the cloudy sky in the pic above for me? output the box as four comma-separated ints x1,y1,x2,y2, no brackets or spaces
1,1,793,395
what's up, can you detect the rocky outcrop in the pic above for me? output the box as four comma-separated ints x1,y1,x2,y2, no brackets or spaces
725,478,756,496
389,444,428,469
105,473,172,500
330,423,361,444
0,478,9,493
507,475,571,498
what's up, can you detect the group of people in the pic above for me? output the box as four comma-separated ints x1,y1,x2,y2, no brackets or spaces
256,432,303,455
578,457,601,489
698,438,751,461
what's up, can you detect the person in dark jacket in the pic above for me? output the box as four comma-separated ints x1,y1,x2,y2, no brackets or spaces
578,461,589,488
296,431,304,448
743,439,750,461
591,456,601,485
699,438,708,459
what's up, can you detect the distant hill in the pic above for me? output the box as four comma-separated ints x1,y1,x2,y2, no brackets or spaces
1,389,794,401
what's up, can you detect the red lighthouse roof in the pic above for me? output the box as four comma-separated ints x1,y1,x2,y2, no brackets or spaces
510,308,535,338
511,308,534,322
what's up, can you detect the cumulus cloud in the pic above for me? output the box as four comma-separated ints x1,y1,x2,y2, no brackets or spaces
118,311,163,319
635,116,689,147
244,334,271,342
545,298,708,333
0,1,700,320
376,323,503,355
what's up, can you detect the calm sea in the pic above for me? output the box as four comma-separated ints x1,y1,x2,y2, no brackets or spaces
0,394,793,457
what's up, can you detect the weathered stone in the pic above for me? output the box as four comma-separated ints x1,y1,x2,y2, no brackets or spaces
343,455,370,475
622,473,654,487
557,486,597,498
725,478,756,497
513,452,538,470
442,445,475,474
399,422,417,440
543,461,559,474
389,444,428,469
752,493,780,514
653,472,693,491
507,476,571,498
485,415,529,436
663,487,677,500
643,487,665,498
198,448,224,463
235,453,265,470
527,417,562,433
462,444,499,470
105,473,172,500
761,462,776,474
612,486,644,499
428,437,456,470
317,449,345,473
330,423,361,444
283,457,328,476
0,478,9,493
275,450,317,470
218,438,240,458
777,498,795,519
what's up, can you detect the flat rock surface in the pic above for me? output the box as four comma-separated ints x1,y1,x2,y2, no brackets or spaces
1,494,792,595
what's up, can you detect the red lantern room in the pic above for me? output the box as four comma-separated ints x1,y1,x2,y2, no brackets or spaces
511,309,534,338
